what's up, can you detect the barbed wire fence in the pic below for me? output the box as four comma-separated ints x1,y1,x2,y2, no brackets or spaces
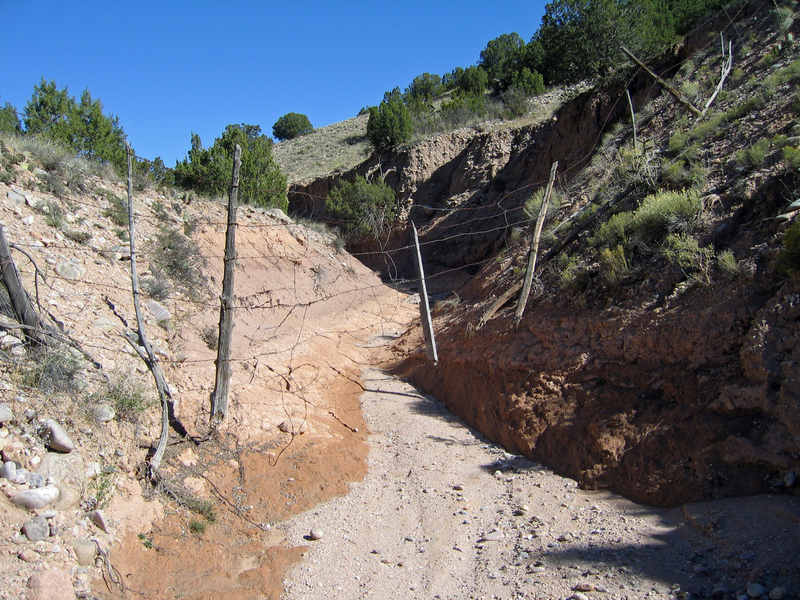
0,0,768,472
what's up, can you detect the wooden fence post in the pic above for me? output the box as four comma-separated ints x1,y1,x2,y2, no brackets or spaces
124,142,173,474
626,90,638,150
412,223,438,365
620,46,701,117
211,144,241,424
0,227,42,344
514,161,558,327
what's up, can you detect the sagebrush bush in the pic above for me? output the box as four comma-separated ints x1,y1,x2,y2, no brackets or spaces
593,189,701,249
783,146,800,171
106,372,153,423
661,233,713,283
600,245,631,284
22,347,83,394
151,227,206,297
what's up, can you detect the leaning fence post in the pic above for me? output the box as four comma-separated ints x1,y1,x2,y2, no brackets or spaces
412,223,438,365
0,227,42,344
514,161,558,327
211,144,241,425
124,142,173,474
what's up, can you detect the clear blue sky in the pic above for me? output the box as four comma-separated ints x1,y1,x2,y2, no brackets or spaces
2,1,547,165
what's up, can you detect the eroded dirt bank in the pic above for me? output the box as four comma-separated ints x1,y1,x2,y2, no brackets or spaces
394,271,800,508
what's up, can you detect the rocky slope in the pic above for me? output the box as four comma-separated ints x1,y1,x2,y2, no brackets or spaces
0,146,411,599
297,0,800,508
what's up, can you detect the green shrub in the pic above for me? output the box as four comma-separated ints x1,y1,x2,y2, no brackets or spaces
102,192,128,226
272,113,314,141
736,138,771,169
599,245,631,284
189,519,206,535
592,210,636,248
558,254,589,291
668,129,689,155
63,228,91,244
782,146,800,171
151,227,206,297
366,92,413,151
36,199,66,229
326,176,397,238
524,186,562,221
629,189,701,241
778,221,800,274
593,189,701,249
140,272,171,300
661,233,712,282
500,87,531,119
22,347,83,394
661,160,688,188
107,373,153,423
174,124,288,211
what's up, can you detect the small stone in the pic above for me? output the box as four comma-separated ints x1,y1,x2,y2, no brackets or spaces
13,467,31,484
654,584,672,594
145,300,170,322
84,509,112,533
453,484,465,491
93,404,115,423
309,527,323,540
11,485,60,510
28,472,46,488
0,402,12,423
1,460,17,480
22,215,34,225
22,516,50,541
69,538,96,566
18,548,39,562
40,419,74,453
747,583,766,598
26,568,75,600
92,316,115,332
574,583,595,592
54,261,86,281
530,566,546,574
769,587,786,600
40,510,57,519
572,593,590,600
480,530,504,542
278,421,290,433
0,334,23,352
784,471,797,488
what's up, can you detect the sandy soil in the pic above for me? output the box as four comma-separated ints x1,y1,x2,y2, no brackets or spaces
280,366,800,600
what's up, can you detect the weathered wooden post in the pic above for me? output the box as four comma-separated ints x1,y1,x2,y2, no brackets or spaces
123,142,172,473
211,144,241,424
514,161,558,327
412,223,438,365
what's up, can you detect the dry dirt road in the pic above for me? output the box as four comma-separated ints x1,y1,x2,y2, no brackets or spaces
280,367,800,600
